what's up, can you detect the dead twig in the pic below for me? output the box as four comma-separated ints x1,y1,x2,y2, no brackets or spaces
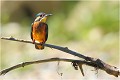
0,58,89,76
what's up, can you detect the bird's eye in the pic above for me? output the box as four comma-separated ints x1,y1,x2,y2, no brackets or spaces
40,15,42,17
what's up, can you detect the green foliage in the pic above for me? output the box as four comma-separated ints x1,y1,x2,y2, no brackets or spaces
93,2,119,33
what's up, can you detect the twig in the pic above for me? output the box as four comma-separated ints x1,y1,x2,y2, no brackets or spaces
0,58,90,75
1,37,120,77
1,37,88,60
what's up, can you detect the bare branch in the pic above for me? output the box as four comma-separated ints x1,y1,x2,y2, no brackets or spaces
0,58,88,76
1,37,88,60
1,37,120,77
78,64,84,76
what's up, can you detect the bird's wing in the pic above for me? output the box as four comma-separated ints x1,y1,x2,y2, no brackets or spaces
31,23,33,40
45,24,48,41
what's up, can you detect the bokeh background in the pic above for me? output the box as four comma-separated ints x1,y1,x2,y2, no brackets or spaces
0,1,119,80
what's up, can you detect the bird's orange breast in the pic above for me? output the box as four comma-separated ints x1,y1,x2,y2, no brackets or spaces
32,22,47,43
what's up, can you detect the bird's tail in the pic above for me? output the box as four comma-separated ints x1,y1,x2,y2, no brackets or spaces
35,44,44,50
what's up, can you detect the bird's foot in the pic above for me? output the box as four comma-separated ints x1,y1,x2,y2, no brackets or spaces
39,42,44,45
32,40,35,44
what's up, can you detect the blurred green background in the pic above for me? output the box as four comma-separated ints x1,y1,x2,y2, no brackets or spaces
1,1,119,80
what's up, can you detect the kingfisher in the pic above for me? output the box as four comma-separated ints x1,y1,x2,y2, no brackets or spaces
31,12,52,50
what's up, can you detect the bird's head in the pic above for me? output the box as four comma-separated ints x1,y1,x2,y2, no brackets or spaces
34,12,52,23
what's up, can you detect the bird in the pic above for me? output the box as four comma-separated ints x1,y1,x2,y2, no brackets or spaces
31,12,52,50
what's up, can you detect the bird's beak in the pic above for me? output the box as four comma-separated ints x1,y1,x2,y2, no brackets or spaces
40,13,52,22
45,14,52,17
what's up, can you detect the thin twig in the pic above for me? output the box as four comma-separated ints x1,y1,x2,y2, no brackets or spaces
1,37,88,60
0,58,89,75
1,37,120,77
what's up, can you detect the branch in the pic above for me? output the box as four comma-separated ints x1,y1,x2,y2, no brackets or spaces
1,37,120,77
0,58,95,76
